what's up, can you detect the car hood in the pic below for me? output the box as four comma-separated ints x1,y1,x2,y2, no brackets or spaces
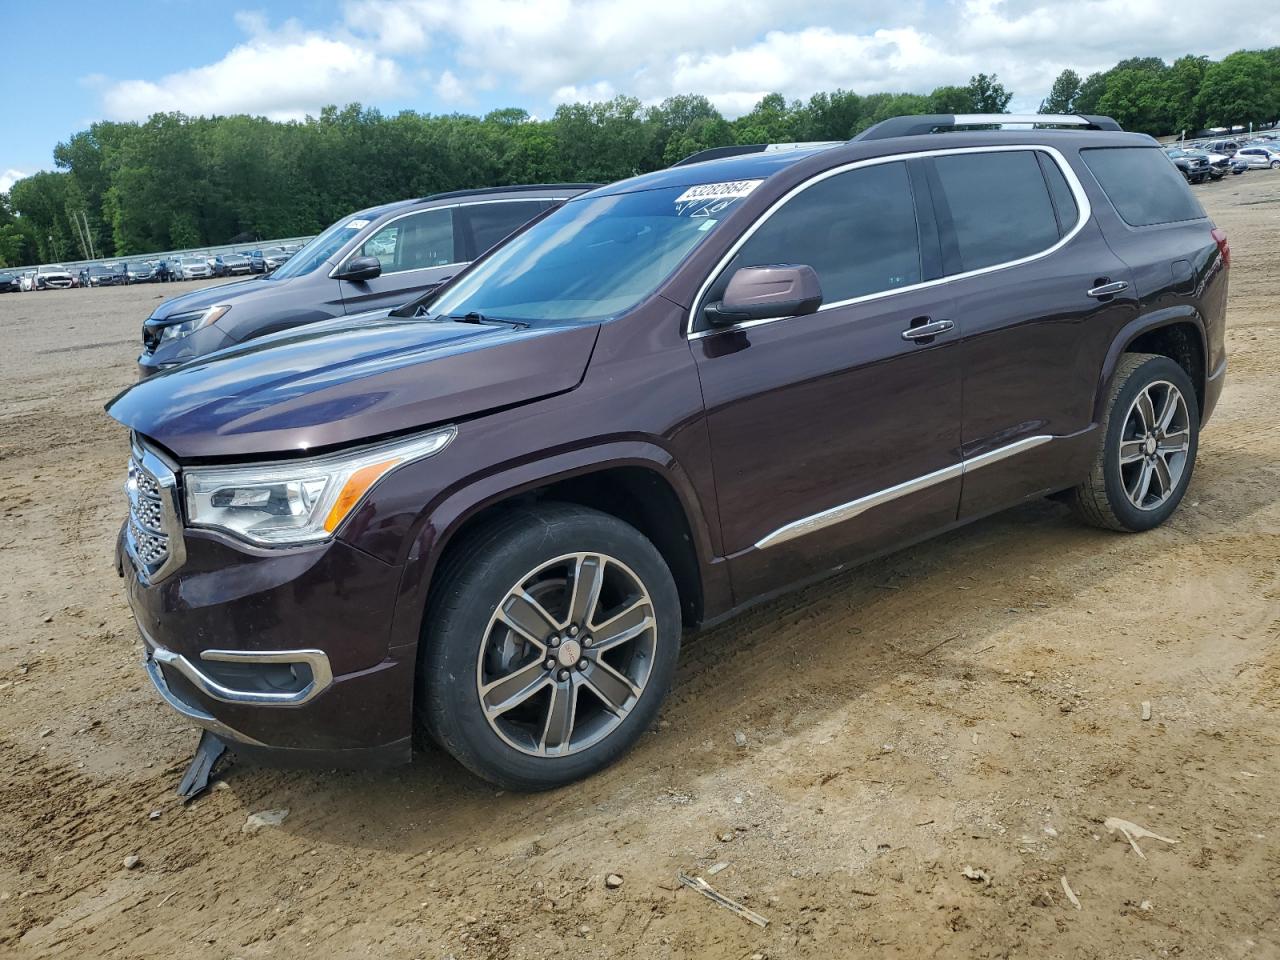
150,275,301,323
107,316,601,459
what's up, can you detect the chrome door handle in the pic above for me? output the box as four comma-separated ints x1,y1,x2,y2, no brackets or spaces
1087,280,1129,298
901,319,954,341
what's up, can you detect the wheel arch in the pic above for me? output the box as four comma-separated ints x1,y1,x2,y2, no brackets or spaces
389,441,726,664
1095,308,1207,421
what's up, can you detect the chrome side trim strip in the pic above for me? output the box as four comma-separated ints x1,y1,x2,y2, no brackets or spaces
754,435,1053,550
961,435,1053,472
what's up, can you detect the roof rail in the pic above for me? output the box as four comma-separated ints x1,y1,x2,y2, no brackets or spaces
672,141,842,167
853,113,1123,142
418,183,601,202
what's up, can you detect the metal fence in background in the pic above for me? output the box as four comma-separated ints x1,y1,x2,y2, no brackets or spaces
11,236,317,276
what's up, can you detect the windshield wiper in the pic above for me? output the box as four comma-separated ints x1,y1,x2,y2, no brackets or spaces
439,312,528,328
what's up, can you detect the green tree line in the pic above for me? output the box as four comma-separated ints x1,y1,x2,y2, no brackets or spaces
0,46,1276,267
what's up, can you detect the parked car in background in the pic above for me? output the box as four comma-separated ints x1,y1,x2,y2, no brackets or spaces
126,262,155,283
138,183,596,377
260,247,293,272
155,259,177,282
0,272,20,293
1166,148,1211,183
110,114,1228,788
19,270,38,291
35,265,75,289
1203,140,1242,157
81,264,121,287
214,253,253,276
247,250,267,273
175,256,213,280
1234,145,1280,169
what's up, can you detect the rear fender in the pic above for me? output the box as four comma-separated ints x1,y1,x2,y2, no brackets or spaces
1093,306,1206,421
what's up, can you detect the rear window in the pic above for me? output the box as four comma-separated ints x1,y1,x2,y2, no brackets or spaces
1081,147,1205,227
932,150,1061,273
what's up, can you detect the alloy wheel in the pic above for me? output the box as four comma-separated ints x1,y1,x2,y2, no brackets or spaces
475,552,657,757
1119,380,1191,511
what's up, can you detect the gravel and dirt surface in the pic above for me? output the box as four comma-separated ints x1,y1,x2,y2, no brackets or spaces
2,175,1279,960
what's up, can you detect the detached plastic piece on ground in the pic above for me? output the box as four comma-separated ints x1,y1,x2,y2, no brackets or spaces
177,730,228,802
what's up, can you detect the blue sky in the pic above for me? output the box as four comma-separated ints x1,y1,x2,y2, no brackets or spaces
3,0,1277,191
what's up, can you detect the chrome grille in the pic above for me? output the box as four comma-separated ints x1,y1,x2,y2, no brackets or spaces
124,439,185,582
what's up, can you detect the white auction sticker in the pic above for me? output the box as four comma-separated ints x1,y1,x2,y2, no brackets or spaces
674,179,763,205
345,219,371,229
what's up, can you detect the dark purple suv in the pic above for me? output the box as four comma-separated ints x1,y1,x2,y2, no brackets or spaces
108,113,1228,790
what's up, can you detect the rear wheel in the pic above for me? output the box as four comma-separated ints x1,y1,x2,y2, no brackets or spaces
419,504,681,790
1070,353,1199,532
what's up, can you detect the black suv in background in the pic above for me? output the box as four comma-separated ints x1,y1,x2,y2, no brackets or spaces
137,184,597,377
1166,148,1213,183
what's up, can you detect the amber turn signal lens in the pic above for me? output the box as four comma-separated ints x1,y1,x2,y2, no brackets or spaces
323,458,400,532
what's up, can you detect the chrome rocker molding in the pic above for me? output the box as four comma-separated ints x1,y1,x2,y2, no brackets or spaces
756,435,1053,549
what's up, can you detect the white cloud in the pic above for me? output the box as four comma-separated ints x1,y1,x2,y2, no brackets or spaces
333,0,1279,116
91,1,1280,126
551,81,617,105
434,69,467,103
98,18,405,121
1,168,28,193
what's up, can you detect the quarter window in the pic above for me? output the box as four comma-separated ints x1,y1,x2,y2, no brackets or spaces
932,151,1062,273
1081,147,1205,227
359,208,455,272
707,160,921,317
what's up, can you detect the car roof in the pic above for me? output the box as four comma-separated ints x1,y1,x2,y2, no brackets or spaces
345,183,600,220
589,128,1152,199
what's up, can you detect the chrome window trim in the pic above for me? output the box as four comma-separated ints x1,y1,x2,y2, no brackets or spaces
755,435,1053,549
687,144,1092,340
328,196,572,281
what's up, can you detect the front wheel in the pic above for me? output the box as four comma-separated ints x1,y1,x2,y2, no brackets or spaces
419,504,681,790
1270,160,1280,169
1070,353,1200,532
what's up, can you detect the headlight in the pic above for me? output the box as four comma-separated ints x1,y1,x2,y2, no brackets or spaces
184,427,456,545
157,304,231,342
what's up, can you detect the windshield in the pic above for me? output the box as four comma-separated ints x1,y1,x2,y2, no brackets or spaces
267,218,363,280
427,182,760,323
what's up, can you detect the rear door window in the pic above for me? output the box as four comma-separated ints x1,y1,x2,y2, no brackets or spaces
931,150,1062,273
1082,147,1205,226
460,201,546,259
707,160,922,313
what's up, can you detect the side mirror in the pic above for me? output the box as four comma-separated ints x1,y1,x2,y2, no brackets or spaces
703,264,823,327
337,256,382,282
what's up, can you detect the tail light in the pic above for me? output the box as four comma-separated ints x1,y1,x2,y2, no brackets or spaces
1211,227,1230,269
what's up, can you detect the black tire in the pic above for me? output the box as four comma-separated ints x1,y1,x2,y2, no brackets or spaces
419,503,681,790
1070,353,1200,532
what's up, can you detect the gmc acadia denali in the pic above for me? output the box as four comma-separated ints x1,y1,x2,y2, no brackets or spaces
109,114,1228,790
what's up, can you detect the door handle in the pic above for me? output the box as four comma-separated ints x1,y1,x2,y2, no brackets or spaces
1087,280,1129,298
901,319,954,342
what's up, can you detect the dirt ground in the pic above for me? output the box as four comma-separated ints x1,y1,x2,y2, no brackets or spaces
1,174,1278,960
